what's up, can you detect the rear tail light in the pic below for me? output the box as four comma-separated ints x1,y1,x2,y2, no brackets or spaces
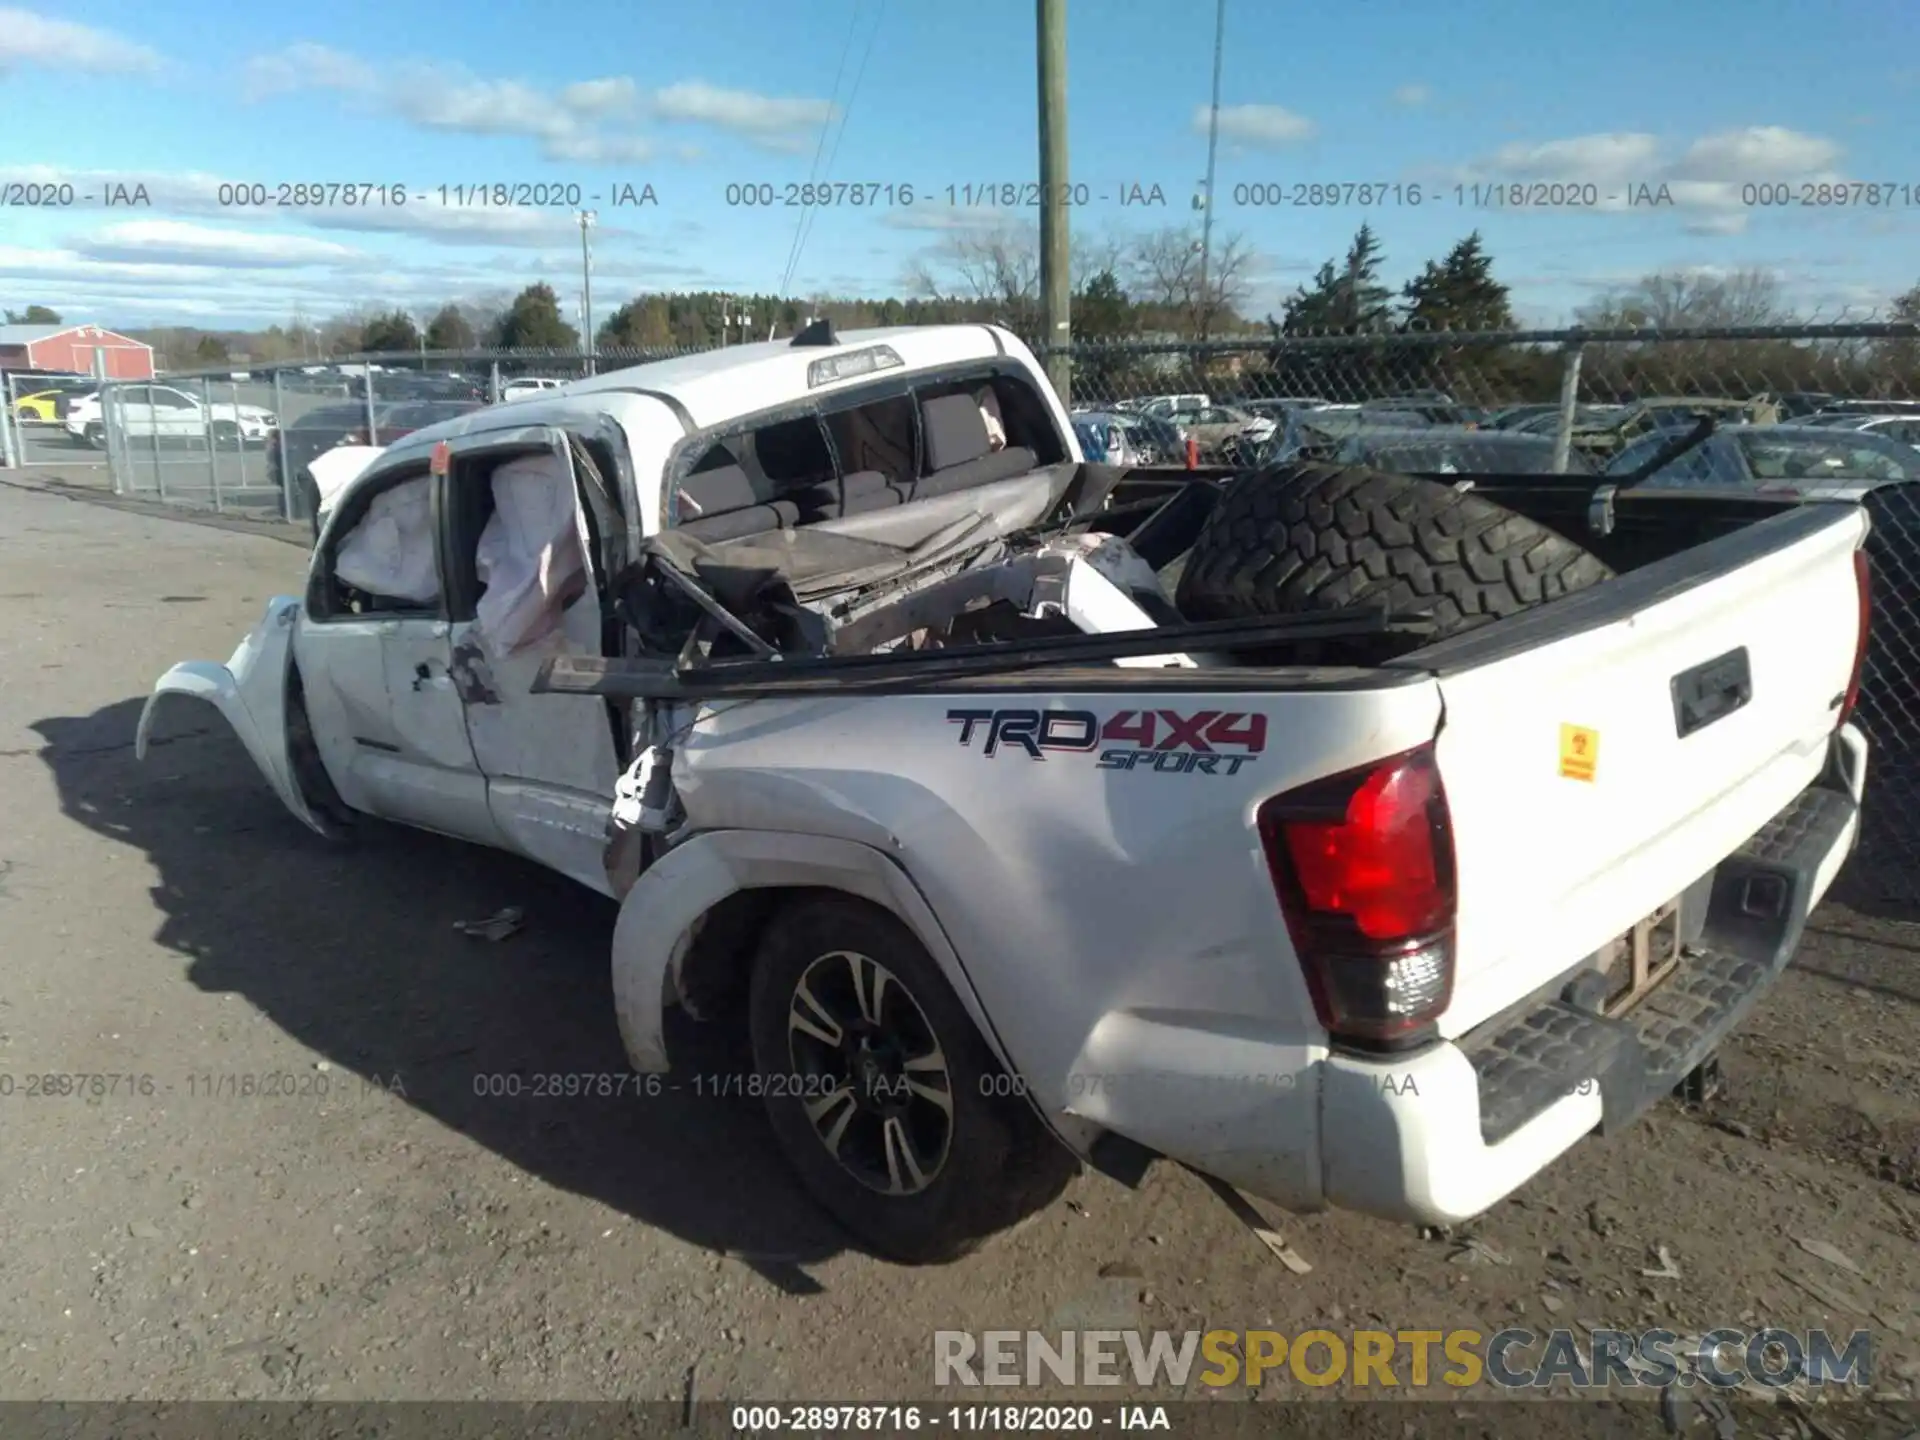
1839,547,1872,728
1257,745,1457,1050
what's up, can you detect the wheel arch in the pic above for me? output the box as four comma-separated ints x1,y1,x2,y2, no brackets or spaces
611,831,1017,1082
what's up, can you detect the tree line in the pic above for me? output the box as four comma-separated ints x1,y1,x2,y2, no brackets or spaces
12,218,1918,403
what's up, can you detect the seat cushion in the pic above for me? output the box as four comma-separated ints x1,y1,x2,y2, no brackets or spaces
916,446,1037,498
677,463,760,521
678,499,800,542
920,393,994,471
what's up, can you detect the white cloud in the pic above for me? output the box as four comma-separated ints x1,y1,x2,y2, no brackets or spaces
1391,84,1431,108
71,220,366,268
0,165,593,249
1684,213,1751,237
1669,126,1842,181
560,77,641,117
240,41,375,101
1483,132,1662,185
0,8,163,74
236,48,835,159
1461,125,1847,219
652,81,835,143
239,50,657,163
1193,103,1316,147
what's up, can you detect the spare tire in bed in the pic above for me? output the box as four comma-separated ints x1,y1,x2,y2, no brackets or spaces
1175,461,1614,640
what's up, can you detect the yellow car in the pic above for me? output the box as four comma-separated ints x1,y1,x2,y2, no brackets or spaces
12,391,61,423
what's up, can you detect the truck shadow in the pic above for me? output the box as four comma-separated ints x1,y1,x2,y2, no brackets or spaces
34,697,848,1293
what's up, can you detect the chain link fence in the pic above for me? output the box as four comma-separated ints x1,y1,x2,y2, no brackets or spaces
73,324,1920,907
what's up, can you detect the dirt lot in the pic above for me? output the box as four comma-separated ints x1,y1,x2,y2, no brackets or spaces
0,476,1916,1433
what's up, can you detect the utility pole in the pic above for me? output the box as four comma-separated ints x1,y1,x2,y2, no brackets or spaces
1196,0,1226,341
577,209,597,375
1037,0,1071,404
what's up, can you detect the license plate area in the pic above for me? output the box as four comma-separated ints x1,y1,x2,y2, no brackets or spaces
1596,901,1683,1017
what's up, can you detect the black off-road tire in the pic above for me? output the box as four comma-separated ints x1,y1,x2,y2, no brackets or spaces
1177,461,1614,639
747,895,1078,1264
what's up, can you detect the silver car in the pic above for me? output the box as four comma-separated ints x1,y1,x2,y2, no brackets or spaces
1604,424,1920,490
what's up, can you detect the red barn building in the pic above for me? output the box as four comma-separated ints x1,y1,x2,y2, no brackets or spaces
0,323,154,380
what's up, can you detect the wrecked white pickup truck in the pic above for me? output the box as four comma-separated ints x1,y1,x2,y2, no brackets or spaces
141,321,1873,1263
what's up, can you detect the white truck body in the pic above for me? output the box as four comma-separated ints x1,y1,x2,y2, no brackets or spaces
135,323,1872,1253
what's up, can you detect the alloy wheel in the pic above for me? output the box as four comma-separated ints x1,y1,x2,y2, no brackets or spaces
785,949,954,1196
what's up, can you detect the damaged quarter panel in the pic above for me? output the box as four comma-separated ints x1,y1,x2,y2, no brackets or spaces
136,597,325,834
665,680,1442,1208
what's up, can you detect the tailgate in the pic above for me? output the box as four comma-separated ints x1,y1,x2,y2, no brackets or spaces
1405,503,1868,1036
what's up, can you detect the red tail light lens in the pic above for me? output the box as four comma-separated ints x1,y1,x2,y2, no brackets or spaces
1839,548,1871,729
1258,745,1457,1049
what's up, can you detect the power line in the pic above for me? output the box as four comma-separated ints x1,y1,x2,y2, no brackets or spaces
777,1,864,303
784,0,886,301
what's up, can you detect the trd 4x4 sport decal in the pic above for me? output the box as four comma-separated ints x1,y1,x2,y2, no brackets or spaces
947,707,1267,775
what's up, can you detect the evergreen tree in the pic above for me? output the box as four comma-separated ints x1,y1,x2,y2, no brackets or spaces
423,304,475,351
1401,232,1514,332
1281,224,1392,334
489,284,579,349
360,310,420,354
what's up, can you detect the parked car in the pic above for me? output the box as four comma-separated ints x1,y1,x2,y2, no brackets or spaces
12,390,63,423
1503,405,1624,436
1167,402,1274,458
502,376,566,402
10,373,96,423
1112,412,1185,466
1070,412,1143,466
136,322,1869,1264
1332,426,1598,476
272,399,484,530
1604,424,1920,489
1136,392,1209,418
1795,413,1920,448
1814,398,1920,418
64,385,276,449
1272,406,1433,463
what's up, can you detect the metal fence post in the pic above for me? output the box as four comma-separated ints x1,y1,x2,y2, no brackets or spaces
104,383,125,493
364,367,379,445
146,383,166,501
1551,341,1586,475
490,361,501,404
274,368,293,523
0,374,19,470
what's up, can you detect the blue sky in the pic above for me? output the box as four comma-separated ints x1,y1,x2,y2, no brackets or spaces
2,0,1916,332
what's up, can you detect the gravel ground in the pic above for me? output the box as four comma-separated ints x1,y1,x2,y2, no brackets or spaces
0,475,1916,1435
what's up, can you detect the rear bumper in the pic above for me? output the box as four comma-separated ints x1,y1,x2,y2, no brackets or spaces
1077,727,1866,1226
1317,724,1865,1226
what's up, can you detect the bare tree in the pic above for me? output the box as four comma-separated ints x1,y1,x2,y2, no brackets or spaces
1575,268,1795,330
905,219,1140,334
1124,225,1253,339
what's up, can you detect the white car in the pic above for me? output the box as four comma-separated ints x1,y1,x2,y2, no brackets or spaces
501,376,565,402
137,323,1870,1263
65,385,276,449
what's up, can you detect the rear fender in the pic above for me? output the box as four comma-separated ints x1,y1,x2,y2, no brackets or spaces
135,596,326,835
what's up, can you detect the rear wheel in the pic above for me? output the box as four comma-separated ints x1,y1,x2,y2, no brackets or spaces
747,895,1077,1263
83,422,105,449
1177,460,1615,643
210,420,241,446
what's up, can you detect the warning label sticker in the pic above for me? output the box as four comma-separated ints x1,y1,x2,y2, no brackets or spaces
1560,724,1599,782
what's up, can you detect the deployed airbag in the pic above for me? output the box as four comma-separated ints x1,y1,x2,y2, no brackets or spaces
475,451,589,655
334,475,438,603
